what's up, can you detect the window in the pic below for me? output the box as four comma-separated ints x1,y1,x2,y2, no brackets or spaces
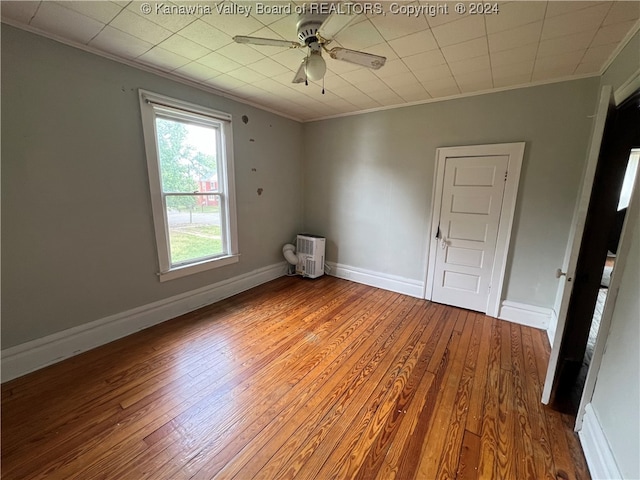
139,90,238,281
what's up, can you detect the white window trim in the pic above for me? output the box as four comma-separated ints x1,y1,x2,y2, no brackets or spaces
139,89,239,281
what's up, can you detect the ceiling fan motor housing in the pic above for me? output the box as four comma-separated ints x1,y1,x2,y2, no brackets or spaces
297,14,327,50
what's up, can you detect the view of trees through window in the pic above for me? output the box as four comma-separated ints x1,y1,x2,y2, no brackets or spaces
156,117,224,265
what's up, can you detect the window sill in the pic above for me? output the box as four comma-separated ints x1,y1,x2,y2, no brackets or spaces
158,254,239,282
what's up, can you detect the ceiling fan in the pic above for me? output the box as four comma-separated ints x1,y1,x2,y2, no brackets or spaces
233,7,387,86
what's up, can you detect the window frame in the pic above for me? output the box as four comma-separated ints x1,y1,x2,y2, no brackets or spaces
139,89,239,281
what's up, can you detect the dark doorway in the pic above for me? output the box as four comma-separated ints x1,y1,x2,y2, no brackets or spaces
549,89,640,414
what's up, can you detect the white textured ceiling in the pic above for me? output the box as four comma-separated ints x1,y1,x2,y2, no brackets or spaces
2,1,639,121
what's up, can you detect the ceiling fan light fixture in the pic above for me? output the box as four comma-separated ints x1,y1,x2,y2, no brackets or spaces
305,52,327,81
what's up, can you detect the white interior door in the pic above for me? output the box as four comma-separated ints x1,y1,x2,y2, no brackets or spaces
426,143,524,315
541,85,614,404
431,156,508,311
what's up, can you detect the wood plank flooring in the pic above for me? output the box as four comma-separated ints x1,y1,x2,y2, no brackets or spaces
1,276,590,479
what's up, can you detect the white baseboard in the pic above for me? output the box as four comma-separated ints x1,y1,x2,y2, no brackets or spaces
1,263,287,383
579,403,622,480
326,262,424,298
498,300,552,330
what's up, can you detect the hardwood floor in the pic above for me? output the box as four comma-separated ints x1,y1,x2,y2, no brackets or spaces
1,276,590,479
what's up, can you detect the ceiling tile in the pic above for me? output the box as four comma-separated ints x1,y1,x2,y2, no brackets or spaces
200,9,265,36
431,15,486,47
603,1,640,25
368,88,405,105
533,50,584,78
485,1,546,35
158,34,212,60
490,43,538,67
545,1,608,18
263,13,299,40
537,30,597,58
173,61,222,81
88,25,153,59
3,0,636,122
574,62,603,75
591,19,638,47
421,75,460,97
457,76,493,93
492,61,534,80
31,2,105,44
581,43,618,65
424,2,465,29
340,68,380,84
137,46,191,71
56,1,122,24
124,1,198,32
334,19,385,50
382,73,422,89
226,66,267,83
403,49,447,71
1,1,40,24
488,21,543,53
110,9,173,44
248,57,292,77
216,42,266,64
441,37,488,63
388,29,438,57
448,55,491,76
198,51,243,72
357,76,396,94
411,63,453,82
178,19,233,50
541,3,611,40
206,74,247,90
369,4,430,41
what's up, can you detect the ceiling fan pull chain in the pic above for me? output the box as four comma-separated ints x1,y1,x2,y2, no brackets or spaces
322,77,325,95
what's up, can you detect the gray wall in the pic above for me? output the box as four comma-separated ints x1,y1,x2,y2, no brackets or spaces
302,79,599,308
1,26,304,349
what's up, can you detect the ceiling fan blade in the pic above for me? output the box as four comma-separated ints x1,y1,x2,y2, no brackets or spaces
233,35,300,48
292,59,307,84
317,4,358,40
328,47,386,70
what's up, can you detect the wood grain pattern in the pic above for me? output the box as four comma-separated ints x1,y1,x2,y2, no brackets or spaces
1,276,590,480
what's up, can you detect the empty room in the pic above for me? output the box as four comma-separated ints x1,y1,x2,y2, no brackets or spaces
2,1,639,479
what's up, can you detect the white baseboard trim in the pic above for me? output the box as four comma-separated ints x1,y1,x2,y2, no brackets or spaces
326,262,424,298
547,309,558,346
1,262,287,383
498,300,552,330
579,404,622,480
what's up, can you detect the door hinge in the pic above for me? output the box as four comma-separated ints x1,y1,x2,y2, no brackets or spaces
504,171,508,181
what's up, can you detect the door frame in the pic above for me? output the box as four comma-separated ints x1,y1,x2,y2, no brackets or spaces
541,85,614,404
424,142,525,316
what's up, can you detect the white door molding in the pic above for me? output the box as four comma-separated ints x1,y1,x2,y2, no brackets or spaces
425,142,525,317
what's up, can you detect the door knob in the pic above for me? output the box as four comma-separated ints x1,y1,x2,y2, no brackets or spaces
556,268,572,282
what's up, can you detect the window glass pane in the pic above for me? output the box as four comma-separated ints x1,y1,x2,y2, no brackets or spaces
156,117,218,194
166,194,224,265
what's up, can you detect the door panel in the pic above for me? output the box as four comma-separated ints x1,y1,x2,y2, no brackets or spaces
431,155,508,312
